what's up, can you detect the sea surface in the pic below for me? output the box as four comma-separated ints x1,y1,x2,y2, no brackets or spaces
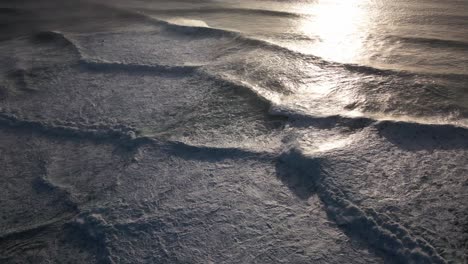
0,0,467,263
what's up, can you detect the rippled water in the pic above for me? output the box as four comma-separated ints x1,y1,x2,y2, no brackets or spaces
106,0,468,124
1,0,467,263
3,0,468,125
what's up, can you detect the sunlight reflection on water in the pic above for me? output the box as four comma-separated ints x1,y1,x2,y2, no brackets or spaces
296,0,369,63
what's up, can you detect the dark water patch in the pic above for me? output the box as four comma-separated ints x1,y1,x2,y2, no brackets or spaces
389,35,468,50
341,60,468,80
277,109,468,147
375,120,468,150
164,140,276,162
277,112,374,131
29,31,83,60
31,30,76,47
66,213,114,264
0,112,148,149
0,216,101,264
0,7,23,15
0,227,50,261
0,214,75,243
0,85,8,99
276,152,321,200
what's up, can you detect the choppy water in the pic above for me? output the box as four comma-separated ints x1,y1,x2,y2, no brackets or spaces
0,0,467,263
3,0,468,125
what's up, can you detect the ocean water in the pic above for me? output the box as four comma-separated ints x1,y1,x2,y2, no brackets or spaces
0,0,467,263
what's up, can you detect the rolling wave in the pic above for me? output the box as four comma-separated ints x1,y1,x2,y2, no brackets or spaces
389,35,468,50
2,2,467,263
0,111,146,148
28,30,82,59
35,30,280,110
31,31,76,45
22,24,468,132
140,7,305,18
76,2,467,81
144,14,468,80
50,29,466,131
272,104,468,132
28,31,201,74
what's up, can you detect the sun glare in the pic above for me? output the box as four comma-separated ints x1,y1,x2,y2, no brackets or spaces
298,0,368,63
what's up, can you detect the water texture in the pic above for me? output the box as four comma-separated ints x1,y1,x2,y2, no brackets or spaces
0,0,467,263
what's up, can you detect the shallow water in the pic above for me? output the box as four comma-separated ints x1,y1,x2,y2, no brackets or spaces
0,0,467,263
